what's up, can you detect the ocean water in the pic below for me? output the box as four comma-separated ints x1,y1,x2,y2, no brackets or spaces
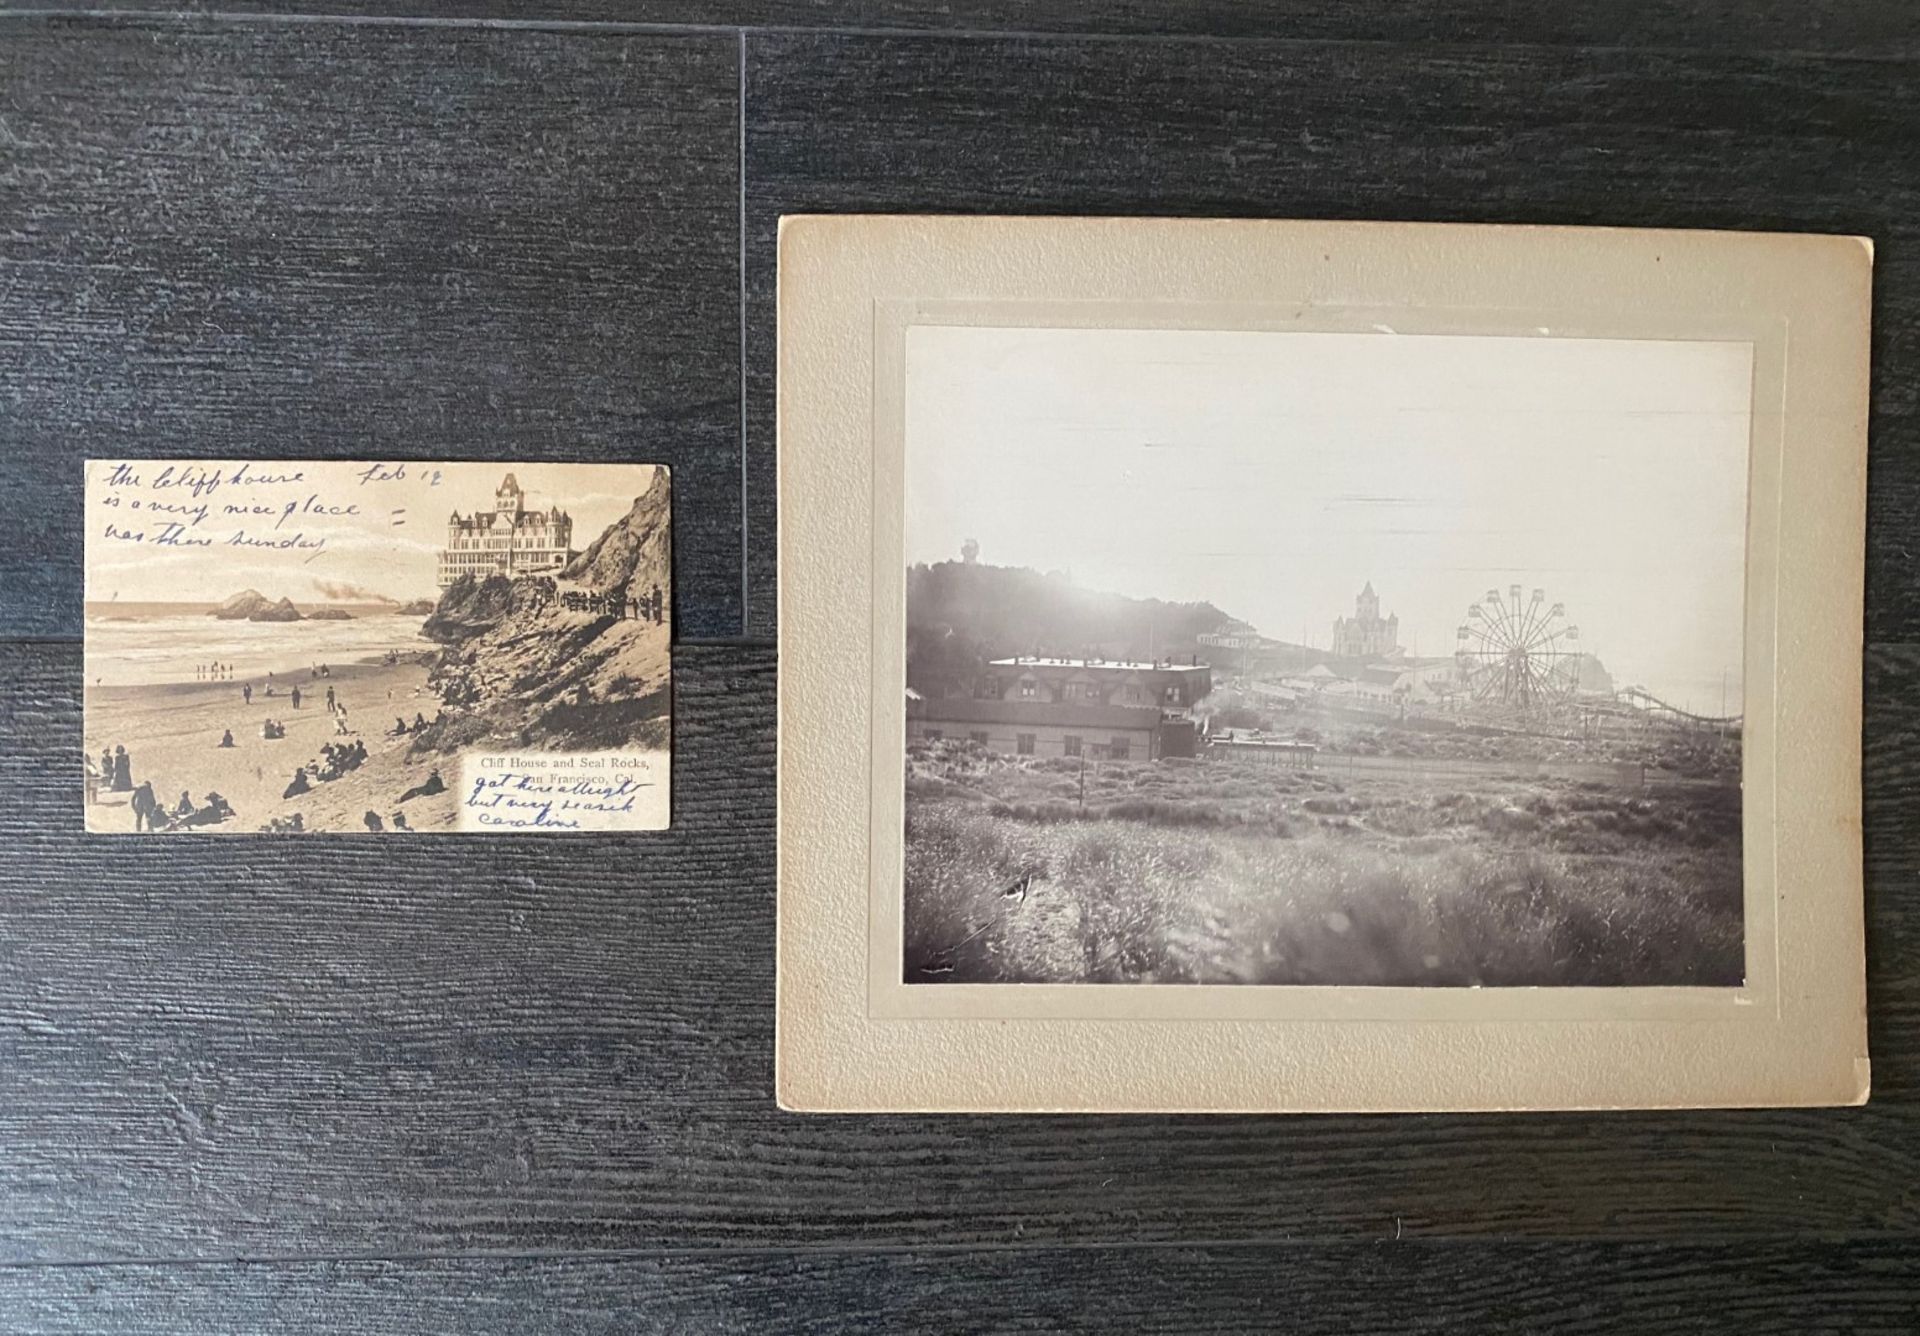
85,611,435,687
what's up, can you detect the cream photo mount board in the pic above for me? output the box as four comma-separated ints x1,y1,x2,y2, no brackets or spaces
776,214,1870,1114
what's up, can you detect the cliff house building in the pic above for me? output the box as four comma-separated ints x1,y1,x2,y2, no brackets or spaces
438,473,579,588
1331,581,1402,659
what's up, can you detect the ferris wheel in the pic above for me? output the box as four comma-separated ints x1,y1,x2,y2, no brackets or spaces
1455,585,1584,710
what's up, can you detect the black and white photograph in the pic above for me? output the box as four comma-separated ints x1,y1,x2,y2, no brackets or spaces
84,460,672,834
902,325,1749,988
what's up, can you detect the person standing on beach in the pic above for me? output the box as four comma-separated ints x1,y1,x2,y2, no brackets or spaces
130,781,157,832
111,745,132,792
326,685,335,711
291,686,302,710
243,683,253,705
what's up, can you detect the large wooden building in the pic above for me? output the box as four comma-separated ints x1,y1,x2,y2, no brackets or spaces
906,656,1212,761
437,472,579,588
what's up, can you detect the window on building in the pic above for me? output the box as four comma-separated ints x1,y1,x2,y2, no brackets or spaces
1063,735,1081,757
978,677,1001,700
970,731,989,747
1016,733,1036,756
1109,736,1131,761
1019,679,1037,699
1164,684,1183,703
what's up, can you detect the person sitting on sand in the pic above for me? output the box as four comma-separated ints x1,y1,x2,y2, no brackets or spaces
391,811,410,831
398,768,445,803
202,791,233,821
350,740,368,767
130,781,158,832
392,717,409,737
283,767,311,799
111,744,133,792
413,712,428,732
219,729,235,748
175,790,195,818
363,810,384,833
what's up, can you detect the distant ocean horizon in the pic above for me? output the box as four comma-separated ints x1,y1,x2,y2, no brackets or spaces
84,606,435,687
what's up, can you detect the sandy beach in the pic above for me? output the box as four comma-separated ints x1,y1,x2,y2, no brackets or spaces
84,656,460,834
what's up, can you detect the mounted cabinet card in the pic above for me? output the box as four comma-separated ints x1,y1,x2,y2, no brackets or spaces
776,215,1871,1113
84,461,671,834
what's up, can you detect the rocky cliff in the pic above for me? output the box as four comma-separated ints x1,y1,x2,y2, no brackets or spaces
421,574,545,644
410,481,672,754
561,469,671,601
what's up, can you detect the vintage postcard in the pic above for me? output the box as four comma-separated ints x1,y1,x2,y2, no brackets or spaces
84,460,671,834
777,216,1870,1112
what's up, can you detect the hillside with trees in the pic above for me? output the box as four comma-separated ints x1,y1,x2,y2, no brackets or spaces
906,561,1249,697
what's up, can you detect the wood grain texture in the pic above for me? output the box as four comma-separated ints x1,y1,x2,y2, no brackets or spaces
2,1240,1919,1334
0,17,745,638
0,3,1914,60
2,7,1916,1325
0,636,1914,1261
742,30,1920,638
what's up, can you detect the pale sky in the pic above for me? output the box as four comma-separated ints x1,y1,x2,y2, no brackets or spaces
905,326,1751,713
85,461,659,606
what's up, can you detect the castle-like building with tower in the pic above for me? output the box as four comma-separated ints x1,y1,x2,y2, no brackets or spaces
437,472,579,588
1331,581,1401,659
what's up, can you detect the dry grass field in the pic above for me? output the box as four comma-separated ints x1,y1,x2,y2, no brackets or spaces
902,741,1743,987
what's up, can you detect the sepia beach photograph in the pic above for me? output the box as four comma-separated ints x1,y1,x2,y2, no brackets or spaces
84,460,671,834
901,325,1749,988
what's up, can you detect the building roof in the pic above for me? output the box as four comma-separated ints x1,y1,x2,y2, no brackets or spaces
988,656,1210,674
1209,729,1317,751
908,696,1162,730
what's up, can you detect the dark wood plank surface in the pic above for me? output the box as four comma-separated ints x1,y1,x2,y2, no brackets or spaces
0,638,1914,1264
742,29,1920,639
2,4,1917,1328
0,16,744,638
3,1240,1919,1334
0,2,1913,60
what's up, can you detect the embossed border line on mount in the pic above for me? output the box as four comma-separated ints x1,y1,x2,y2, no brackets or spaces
866,297,1779,1026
